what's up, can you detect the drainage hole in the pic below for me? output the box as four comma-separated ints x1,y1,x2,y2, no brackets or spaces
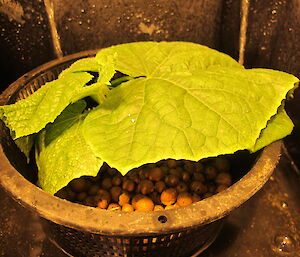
158,215,167,223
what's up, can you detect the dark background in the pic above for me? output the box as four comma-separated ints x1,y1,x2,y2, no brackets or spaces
0,0,300,256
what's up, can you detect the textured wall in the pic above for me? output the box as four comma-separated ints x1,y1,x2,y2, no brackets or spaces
51,0,224,55
0,0,56,89
0,0,231,92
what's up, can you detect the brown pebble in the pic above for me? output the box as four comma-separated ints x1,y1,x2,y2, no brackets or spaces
207,183,216,193
149,191,161,205
176,182,188,193
132,194,146,209
165,204,178,210
203,192,214,199
97,199,109,209
194,162,204,173
165,174,179,187
110,186,122,202
177,192,193,207
183,161,194,173
154,205,165,211
156,160,165,166
216,184,229,193
101,177,112,190
139,169,149,180
129,173,140,184
77,192,88,202
190,181,208,195
70,178,89,193
107,203,121,211
138,179,154,195
181,171,190,182
155,181,166,193
65,188,77,201
107,167,117,176
122,203,134,212
148,167,164,181
100,163,109,173
147,163,156,169
84,196,96,207
112,176,122,186
169,168,181,177
167,159,177,169
192,193,201,203
55,188,69,200
204,166,218,180
97,189,111,201
118,192,131,206
161,166,169,174
95,189,111,208
216,172,232,186
213,157,231,173
135,197,154,212
161,188,177,206
193,172,205,182
88,184,100,196
122,179,135,192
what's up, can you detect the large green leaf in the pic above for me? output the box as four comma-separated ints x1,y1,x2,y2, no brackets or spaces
0,72,93,139
36,101,103,194
95,41,243,77
81,42,298,174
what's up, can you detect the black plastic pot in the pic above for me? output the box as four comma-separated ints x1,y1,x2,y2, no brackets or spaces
0,50,282,257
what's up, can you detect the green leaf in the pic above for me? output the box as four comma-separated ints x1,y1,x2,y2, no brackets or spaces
0,72,93,139
82,44,298,174
71,82,111,105
70,55,116,104
36,101,103,194
95,41,243,77
252,106,293,152
14,135,35,161
59,57,101,77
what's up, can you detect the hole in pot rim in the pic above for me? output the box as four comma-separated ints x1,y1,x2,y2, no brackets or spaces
158,215,168,223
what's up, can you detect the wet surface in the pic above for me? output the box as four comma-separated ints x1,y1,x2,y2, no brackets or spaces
244,0,300,75
51,0,224,56
0,0,56,91
0,148,299,257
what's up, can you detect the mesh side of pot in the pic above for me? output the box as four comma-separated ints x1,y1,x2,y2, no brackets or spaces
42,218,222,257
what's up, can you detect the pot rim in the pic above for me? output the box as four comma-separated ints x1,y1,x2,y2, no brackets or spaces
0,50,281,236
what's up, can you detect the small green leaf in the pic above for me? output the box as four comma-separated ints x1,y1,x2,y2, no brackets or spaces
71,82,111,105
70,54,116,104
0,72,93,139
252,106,293,152
14,135,35,161
59,57,100,78
36,101,103,194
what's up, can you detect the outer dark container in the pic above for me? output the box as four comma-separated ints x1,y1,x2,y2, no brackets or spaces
0,50,282,257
